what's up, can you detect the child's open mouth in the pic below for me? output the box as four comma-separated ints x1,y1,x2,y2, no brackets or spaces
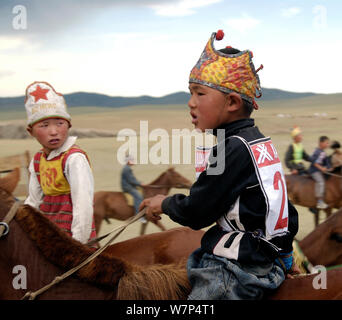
190,112,198,124
49,139,60,145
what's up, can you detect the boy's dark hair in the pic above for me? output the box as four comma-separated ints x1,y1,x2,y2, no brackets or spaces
331,140,341,149
241,99,253,116
219,47,254,117
319,136,329,142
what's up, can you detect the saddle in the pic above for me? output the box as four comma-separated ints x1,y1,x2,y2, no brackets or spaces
123,193,134,207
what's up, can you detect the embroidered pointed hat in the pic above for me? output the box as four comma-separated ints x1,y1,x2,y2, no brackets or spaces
189,30,263,109
25,81,71,126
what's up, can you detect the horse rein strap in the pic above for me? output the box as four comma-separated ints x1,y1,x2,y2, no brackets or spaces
0,200,21,238
146,183,188,189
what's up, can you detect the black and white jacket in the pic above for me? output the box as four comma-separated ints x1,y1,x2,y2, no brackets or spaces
162,118,298,265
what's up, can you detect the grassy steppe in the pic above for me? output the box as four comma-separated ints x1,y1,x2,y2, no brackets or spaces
0,93,341,243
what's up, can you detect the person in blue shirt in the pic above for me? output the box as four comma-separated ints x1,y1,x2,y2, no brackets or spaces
121,154,145,215
308,136,331,209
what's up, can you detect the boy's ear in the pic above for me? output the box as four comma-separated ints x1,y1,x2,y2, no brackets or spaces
225,92,243,112
26,126,33,136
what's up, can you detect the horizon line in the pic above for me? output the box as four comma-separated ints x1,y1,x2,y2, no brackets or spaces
1,87,341,99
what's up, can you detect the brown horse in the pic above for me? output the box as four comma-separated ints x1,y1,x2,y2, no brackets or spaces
1,170,342,300
94,167,192,235
2,196,342,300
104,209,342,268
0,167,20,196
285,152,342,227
298,208,342,268
0,183,190,300
103,227,205,266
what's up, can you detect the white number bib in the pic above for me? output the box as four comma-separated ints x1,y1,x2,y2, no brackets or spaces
249,138,289,238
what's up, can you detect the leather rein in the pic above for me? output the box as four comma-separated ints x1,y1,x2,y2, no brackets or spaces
0,200,21,238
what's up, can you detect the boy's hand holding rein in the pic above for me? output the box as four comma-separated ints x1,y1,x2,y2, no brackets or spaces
140,195,167,221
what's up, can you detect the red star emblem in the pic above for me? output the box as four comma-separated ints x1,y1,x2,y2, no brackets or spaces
30,85,49,102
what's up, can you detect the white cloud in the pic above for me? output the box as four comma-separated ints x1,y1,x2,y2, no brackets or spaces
223,13,261,33
282,7,301,18
0,36,30,51
149,0,222,17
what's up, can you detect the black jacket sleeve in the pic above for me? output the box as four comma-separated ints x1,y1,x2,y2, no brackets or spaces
161,138,253,230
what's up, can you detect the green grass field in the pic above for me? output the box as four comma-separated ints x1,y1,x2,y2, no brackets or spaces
0,93,341,243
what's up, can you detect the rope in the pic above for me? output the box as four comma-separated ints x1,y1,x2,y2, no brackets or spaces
0,200,22,238
293,239,342,276
324,171,342,178
292,239,315,274
143,183,188,189
21,208,146,300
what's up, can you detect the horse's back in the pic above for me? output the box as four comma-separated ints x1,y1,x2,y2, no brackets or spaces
104,227,204,266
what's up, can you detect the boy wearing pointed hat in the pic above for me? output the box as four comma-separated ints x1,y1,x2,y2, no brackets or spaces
285,126,312,175
24,81,97,245
140,30,299,299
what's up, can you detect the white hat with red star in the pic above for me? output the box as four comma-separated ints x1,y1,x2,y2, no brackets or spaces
25,81,71,126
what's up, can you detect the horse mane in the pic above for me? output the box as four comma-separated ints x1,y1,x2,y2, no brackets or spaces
117,262,190,300
148,169,169,186
13,201,190,299
16,204,129,289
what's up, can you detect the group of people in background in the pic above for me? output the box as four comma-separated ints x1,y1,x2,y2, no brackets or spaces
285,126,338,209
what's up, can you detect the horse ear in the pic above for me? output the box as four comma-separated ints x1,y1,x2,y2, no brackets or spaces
0,168,20,194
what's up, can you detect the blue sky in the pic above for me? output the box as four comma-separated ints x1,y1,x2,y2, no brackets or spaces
0,0,341,97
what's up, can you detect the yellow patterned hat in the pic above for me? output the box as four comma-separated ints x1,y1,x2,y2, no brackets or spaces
291,126,302,138
189,30,263,109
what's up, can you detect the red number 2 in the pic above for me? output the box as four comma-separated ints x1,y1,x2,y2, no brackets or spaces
273,171,288,230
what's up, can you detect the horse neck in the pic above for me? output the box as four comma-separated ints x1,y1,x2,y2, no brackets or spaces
148,172,171,195
299,217,334,266
0,214,61,299
0,204,122,299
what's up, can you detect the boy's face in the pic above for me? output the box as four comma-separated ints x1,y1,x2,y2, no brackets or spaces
28,118,70,155
320,139,330,150
294,134,303,143
188,83,230,132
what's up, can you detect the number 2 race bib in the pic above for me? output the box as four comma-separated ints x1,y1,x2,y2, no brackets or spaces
232,136,289,239
250,138,289,238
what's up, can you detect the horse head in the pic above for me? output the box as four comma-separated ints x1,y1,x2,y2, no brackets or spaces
300,208,342,267
0,167,20,195
165,167,193,189
330,150,342,170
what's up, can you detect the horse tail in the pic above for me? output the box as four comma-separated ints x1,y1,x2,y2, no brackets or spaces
116,262,191,300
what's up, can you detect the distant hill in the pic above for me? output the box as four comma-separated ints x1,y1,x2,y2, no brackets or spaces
0,88,325,111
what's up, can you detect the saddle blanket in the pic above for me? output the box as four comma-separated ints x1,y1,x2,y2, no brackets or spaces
123,192,134,207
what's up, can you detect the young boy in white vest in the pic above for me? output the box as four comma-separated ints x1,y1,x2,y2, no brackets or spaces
24,81,97,245
140,30,299,300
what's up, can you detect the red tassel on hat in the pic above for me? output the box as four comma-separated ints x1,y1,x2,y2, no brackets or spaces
216,30,224,40
256,64,264,73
